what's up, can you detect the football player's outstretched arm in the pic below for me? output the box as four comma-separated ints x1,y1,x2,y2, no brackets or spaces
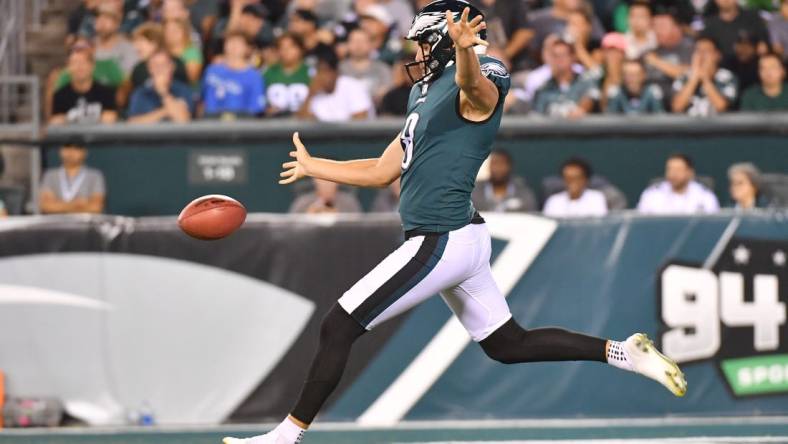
279,132,402,188
447,7,499,119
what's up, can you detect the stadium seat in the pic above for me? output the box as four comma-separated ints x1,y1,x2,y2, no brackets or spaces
0,185,25,215
760,173,788,207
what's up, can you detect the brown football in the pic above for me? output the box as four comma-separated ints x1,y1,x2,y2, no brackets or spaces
178,194,247,240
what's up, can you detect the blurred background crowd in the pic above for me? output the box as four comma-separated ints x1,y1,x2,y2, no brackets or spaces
45,0,788,126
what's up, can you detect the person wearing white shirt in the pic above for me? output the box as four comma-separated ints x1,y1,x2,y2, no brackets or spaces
543,157,608,218
637,153,720,214
298,49,374,122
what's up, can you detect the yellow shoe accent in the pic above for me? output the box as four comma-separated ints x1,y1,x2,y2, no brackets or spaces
625,333,688,397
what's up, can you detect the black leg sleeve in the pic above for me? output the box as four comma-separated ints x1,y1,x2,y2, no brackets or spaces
479,318,607,364
290,303,367,424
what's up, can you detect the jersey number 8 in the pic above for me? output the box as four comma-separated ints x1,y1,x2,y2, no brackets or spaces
400,113,419,170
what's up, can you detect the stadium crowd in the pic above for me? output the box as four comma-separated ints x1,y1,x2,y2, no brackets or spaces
46,0,788,126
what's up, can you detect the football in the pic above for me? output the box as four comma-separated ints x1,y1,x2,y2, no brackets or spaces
178,194,247,240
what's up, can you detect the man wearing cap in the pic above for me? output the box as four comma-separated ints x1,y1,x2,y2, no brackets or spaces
39,144,106,215
94,4,139,76
358,4,400,64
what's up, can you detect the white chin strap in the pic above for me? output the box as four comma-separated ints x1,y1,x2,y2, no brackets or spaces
473,45,487,55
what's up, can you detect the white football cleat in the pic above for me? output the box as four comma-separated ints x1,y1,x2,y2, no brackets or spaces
624,333,687,397
223,430,299,444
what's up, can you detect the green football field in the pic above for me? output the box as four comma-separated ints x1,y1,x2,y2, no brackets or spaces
1,417,788,444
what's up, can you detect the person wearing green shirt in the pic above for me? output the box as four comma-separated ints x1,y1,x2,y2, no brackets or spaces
55,58,125,90
740,53,788,111
264,34,311,116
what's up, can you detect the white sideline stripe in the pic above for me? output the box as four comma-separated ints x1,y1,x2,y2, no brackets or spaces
396,439,788,444
702,217,740,269
3,416,788,435
358,214,559,426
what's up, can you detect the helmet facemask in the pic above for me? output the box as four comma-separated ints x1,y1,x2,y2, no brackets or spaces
404,28,455,84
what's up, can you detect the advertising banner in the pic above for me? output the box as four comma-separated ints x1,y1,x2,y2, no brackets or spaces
0,212,786,424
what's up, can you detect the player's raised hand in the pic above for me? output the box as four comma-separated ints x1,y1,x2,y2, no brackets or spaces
279,132,312,185
445,7,487,50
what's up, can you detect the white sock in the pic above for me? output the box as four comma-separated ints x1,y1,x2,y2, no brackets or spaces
606,340,633,371
274,417,306,444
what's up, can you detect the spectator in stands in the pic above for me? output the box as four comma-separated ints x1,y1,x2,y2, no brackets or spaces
289,9,334,66
371,178,401,212
202,32,266,118
624,1,657,60
39,143,105,214
297,49,374,121
50,47,118,125
728,162,766,210
128,50,194,123
210,3,274,58
643,12,693,99
528,0,605,64
129,23,190,91
769,0,788,62
93,4,139,77
741,53,788,110
164,18,204,85
520,34,583,110
68,0,131,43
53,38,125,92
339,29,393,104
358,5,400,64
729,31,762,93
379,55,415,116
470,0,533,72
158,0,206,57
543,157,608,217
534,40,599,118
701,0,770,66
605,59,665,114
472,149,537,213
565,11,602,72
265,34,311,117
672,37,738,116
597,32,626,108
289,178,362,213
637,153,720,214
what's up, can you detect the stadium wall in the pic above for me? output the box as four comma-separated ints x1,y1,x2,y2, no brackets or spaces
0,212,786,425
41,114,788,216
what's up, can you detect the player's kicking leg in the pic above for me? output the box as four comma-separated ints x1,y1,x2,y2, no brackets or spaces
442,224,687,398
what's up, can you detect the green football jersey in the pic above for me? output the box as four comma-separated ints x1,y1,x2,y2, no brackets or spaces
398,55,510,232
